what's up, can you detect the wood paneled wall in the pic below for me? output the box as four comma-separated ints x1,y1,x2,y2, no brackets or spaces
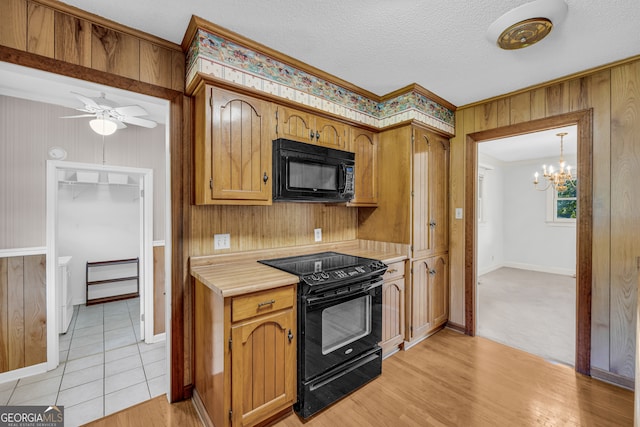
0,254,46,373
0,0,184,91
153,245,165,336
1,0,186,400
450,57,640,381
188,203,357,256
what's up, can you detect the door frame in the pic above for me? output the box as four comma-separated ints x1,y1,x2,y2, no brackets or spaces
46,160,155,369
464,109,593,375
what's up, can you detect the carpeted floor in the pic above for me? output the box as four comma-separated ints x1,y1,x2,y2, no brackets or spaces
477,267,576,366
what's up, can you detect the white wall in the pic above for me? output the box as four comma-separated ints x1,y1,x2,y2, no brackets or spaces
58,180,140,304
477,153,505,275
0,94,165,249
477,151,577,276
502,155,577,275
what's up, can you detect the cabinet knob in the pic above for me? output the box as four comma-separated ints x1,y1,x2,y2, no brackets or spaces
263,172,269,184
429,269,437,276
288,329,294,343
429,221,436,228
310,130,315,140
315,131,320,140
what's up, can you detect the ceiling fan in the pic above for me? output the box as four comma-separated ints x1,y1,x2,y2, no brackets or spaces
62,92,157,135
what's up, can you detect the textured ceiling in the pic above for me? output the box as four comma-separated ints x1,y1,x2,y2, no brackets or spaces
58,0,640,106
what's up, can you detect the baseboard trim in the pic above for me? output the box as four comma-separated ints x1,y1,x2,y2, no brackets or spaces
501,262,575,277
192,388,213,427
590,367,634,391
403,325,446,351
445,321,466,334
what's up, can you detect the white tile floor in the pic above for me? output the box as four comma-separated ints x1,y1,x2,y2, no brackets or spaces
0,298,166,427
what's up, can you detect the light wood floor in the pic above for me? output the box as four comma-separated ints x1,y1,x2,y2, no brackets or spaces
85,329,634,427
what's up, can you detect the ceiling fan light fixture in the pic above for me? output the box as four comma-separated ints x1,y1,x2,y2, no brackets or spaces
89,117,118,136
487,0,568,50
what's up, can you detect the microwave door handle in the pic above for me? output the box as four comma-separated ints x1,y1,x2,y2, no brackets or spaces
338,164,346,191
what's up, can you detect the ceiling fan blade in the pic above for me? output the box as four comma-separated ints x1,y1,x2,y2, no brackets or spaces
60,114,96,118
71,91,100,109
122,116,157,128
114,120,127,130
114,105,148,117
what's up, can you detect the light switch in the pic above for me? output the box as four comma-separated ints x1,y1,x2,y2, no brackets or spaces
455,208,463,219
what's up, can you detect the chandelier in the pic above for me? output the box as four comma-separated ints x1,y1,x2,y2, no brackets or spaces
533,132,574,192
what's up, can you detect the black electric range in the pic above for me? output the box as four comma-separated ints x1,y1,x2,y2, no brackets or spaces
259,251,387,419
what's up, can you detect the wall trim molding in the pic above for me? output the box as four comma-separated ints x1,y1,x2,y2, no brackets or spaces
591,367,634,391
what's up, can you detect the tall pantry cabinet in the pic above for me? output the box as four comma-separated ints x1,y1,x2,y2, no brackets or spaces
357,124,450,346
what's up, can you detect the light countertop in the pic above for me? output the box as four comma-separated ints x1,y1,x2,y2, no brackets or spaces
190,244,407,297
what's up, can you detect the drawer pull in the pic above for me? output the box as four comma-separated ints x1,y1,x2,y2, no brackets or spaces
387,268,398,274
257,299,276,308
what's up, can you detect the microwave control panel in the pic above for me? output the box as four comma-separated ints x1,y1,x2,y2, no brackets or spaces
344,166,354,196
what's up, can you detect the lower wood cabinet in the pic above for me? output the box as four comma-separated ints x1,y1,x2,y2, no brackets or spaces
380,261,405,356
408,254,448,343
194,281,297,427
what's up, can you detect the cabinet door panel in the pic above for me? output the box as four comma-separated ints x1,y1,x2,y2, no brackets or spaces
430,136,449,254
232,309,295,427
410,259,431,339
412,128,431,258
314,116,348,150
381,277,405,355
349,129,378,206
276,106,313,143
428,255,448,327
212,88,271,201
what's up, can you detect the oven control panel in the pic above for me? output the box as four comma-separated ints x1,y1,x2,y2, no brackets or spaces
301,261,387,286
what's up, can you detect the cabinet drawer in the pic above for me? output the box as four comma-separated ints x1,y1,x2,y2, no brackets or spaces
383,261,404,281
232,286,295,323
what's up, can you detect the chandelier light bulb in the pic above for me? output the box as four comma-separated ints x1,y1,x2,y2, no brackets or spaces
532,131,574,192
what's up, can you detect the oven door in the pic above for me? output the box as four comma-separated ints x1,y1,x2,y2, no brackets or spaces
301,277,382,380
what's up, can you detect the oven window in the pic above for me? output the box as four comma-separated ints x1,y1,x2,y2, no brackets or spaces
321,295,371,355
289,160,337,190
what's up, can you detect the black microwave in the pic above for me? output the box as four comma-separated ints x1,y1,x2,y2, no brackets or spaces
272,138,355,203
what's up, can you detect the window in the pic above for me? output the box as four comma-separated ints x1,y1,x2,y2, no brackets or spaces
546,179,577,223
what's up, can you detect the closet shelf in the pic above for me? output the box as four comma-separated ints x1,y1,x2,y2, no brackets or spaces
86,258,139,306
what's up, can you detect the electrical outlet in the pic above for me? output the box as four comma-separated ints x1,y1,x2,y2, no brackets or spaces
455,208,463,219
314,228,322,242
214,233,230,250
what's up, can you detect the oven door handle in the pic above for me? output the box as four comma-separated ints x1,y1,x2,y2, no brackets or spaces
304,278,383,307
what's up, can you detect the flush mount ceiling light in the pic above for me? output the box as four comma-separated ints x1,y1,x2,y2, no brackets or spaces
487,0,568,50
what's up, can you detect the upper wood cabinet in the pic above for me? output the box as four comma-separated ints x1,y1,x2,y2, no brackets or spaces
348,128,378,207
357,124,450,258
194,85,273,205
275,105,349,151
412,128,449,258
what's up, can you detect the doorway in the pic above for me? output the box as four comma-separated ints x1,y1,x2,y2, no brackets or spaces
464,110,593,375
0,61,173,418
47,160,154,368
475,126,577,365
